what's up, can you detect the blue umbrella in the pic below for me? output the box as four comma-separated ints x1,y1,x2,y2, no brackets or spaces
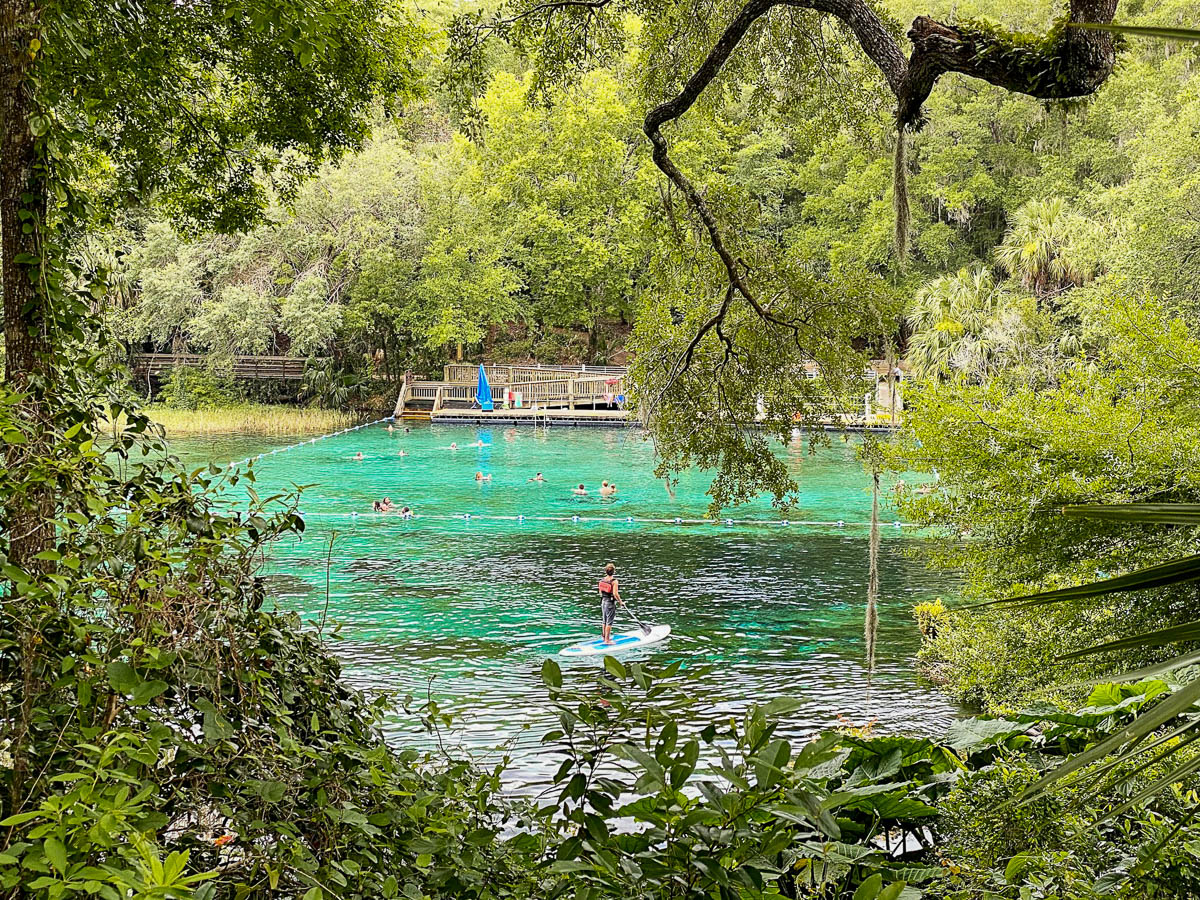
476,364,494,411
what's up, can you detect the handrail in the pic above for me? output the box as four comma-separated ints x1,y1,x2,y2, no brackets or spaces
131,353,313,380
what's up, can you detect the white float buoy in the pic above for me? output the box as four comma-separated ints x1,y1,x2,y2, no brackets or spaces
894,521,902,528
836,520,845,527
626,516,633,523
725,518,733,525
572,515,580,523
674,517,682,525
781,520,790,526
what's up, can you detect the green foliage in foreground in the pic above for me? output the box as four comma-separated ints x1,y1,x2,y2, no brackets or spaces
1,356,1199,900
4,367,1200,900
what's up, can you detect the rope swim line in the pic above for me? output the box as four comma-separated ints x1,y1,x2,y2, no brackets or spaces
220,417,916,529
287,512,915,528
223,415,397,471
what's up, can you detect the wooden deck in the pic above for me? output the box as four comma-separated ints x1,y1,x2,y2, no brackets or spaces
394,364,628,417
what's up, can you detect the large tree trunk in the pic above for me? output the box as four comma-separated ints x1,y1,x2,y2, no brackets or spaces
1,0,52,570
1,0,51,814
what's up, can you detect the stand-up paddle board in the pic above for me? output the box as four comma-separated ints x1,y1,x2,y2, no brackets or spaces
559,624,672,657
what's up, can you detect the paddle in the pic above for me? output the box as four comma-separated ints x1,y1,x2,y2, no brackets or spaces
621,598,652,636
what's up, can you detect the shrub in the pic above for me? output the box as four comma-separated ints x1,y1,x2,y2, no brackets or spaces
160,367,243,410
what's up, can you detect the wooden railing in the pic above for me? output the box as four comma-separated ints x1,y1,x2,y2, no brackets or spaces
131,353,311,380
442,363,627,384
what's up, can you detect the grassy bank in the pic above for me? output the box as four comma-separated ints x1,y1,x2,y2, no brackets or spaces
138,404,359,436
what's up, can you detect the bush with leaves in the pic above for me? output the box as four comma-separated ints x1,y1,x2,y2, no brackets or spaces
159,368,244,411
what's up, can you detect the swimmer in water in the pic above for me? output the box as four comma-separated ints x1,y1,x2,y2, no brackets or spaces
387,424,394,433
573,484,588,496
381,497,394,512
475,471,491,482
405,427,411,433
354,452,364,461
473,439,485,448
400,506,413,519
398,449,407,457
450,442,458,451
600,482,617,497
528,472,545,482
372,500,383,512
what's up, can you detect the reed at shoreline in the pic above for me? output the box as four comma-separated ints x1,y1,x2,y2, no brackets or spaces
128,404,359,436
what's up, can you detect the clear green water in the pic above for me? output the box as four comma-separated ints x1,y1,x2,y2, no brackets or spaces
169,422,961,785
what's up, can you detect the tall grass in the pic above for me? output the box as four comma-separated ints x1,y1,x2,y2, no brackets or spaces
138,404,358,436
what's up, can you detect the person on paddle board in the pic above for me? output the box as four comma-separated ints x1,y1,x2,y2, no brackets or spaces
598,563,623,644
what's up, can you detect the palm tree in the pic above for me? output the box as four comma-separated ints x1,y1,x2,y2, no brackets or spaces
995,197,1096,299
906,266,1028,382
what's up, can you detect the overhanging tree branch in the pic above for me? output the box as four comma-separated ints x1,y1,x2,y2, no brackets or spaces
637,0,1119,379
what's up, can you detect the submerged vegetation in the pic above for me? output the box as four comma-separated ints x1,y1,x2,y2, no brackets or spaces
7,0,1200,897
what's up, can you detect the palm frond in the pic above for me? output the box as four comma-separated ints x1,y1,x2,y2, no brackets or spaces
1064,503,1200,525
1072,23,1200,42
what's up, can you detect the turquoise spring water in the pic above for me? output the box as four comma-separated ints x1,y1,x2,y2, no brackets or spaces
169,421,961,786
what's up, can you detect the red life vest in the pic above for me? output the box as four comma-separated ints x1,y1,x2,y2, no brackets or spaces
598,575,615,596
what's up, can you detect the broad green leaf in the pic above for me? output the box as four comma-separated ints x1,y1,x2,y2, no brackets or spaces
853,873,883,900
541,658,562,689
761,696,806,718
603,656,625,679
107,660,140,693
1005,852,1031,883
944,717,1028,752
131,679,169,705
0,811,43,826
43,837,66,875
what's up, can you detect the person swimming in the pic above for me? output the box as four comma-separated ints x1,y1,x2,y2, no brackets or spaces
475,471,491,482
387,424,394,433
381,497,394,512
573,484,588,496
398,449,407,457
528,472,545,482
372,500,383,512
600,482,617,497
449,442,458,451
472,439,485,448
354,452,364,460
400,506,413,519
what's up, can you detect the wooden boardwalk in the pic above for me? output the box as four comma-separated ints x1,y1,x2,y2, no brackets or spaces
132,353,310,380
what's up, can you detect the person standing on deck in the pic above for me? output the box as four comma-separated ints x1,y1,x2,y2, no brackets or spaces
598,563,623,644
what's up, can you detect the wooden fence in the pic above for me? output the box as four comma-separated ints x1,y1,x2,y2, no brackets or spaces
442,363,627,384
131,353,310,380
